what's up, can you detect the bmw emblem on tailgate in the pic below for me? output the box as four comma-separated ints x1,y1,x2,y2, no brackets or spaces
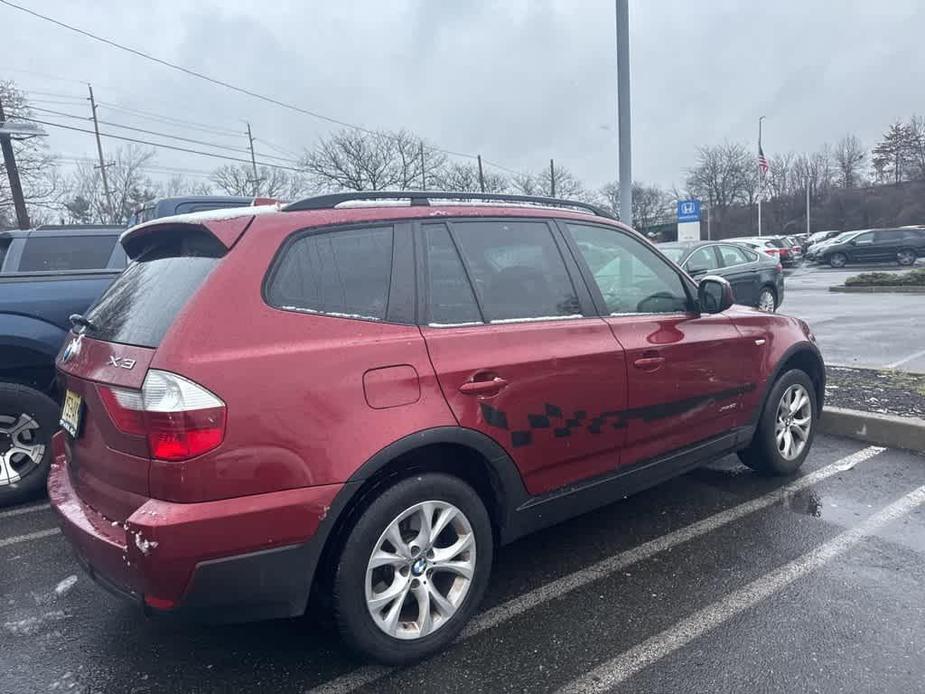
61,334,83,363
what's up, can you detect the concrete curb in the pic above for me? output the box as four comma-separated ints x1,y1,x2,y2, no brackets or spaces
820,407,925,452
829,285,925,293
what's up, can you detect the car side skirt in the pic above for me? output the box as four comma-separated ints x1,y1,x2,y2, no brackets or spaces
499,425,755,544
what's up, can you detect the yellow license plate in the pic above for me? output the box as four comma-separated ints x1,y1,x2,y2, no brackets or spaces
60,390,82,438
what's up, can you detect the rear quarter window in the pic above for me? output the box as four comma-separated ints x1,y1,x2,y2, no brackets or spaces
265,226,394,321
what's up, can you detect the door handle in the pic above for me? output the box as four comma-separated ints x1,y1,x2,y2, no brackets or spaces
459,376,508,396
633,356,666,370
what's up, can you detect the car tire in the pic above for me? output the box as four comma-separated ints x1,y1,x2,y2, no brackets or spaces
738,369,817,476
897,248,916,266
332,473,493,665
757,287,777,313
828,252,847,268
0,382,60,506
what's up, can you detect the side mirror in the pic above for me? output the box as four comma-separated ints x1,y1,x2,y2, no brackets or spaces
698,275,734,313
848,240,857,246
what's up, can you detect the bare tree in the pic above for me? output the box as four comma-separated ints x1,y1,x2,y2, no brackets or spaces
834,134,866,188
432,162,508,193
906,115,925,180
63,145,157,224
162,175,213,197
0,81,61,228
513,164,584,199
599,181,670,228
211,164,307,199
300,128,446,192
686,142,753,214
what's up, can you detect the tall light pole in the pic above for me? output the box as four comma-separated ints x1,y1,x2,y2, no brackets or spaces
615,0,632,225
757,115,766,237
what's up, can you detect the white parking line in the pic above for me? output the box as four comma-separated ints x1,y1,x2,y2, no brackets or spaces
0,502,51,519
0,527,60,549
556,482,925,694
307,445,885,694
885,347,925,370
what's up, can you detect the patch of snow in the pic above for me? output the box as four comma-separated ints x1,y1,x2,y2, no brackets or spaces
280,306,382,321
428,321,483,328
334,199,411,208
489,314,582,325
126,202,281,232
54,575,78,597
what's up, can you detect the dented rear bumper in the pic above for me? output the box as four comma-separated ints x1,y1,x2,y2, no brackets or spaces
48,432,345,622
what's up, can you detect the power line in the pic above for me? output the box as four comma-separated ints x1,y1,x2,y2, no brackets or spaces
0,0,529,177
28,105,298,163
17,116,301,171
96,101,244,138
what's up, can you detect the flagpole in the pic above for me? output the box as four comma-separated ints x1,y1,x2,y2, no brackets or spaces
757,115,766,237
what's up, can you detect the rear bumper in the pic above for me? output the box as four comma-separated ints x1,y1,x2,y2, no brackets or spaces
48,433,346,622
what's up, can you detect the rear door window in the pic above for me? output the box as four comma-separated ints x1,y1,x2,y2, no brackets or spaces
17,235,118,272
717,245,750,267
266,226,393,320
85,231,223,348
420,224,482,326
449,220,580,322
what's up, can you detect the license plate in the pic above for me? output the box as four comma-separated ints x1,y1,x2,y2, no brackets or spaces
60,390,82,438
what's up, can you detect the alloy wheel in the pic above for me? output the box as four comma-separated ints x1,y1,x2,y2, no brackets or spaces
829,253,847,268
897,249,915,266
365,500,476,640
0,413,45,486
758,289,776,312
775,384,812,461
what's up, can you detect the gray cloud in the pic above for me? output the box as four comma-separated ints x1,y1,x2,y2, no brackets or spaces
4,0,925,190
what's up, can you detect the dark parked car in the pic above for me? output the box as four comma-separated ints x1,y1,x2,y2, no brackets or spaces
50,192,824,664
814,227,925,267
127,195,278,226
0,225,126,504
660,241,784,312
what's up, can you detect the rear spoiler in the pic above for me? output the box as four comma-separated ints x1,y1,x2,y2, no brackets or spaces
119,204,281,259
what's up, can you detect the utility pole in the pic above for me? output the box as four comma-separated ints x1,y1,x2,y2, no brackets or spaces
0,93,31,229
245,121,260,197
87,84,113,218
477,154,485,193
615,0,632,226
549,159,556,197
419,141,426,191
706,204,712,240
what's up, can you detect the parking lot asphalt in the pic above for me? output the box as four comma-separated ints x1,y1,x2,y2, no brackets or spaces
781,262,925,373
2,434,924,694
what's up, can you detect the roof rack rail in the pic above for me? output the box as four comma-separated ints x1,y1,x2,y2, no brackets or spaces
282,191,615,219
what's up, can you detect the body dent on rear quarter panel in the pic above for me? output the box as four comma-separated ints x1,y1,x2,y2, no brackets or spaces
724,305,814,416
146,213,458,503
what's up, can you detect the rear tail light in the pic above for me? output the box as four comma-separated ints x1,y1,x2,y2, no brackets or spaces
98,370,226,461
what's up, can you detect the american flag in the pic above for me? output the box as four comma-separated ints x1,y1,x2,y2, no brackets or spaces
758,144,769,176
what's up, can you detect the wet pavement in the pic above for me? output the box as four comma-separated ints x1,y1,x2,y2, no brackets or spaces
781,263,925,373
2,434,924,693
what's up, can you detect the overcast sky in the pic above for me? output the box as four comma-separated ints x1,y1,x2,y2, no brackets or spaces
4,0,924,192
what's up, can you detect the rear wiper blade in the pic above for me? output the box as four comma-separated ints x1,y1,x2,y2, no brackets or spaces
69,313,97,333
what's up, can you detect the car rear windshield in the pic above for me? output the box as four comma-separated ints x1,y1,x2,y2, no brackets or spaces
17,234,118,272
766,238,787,248
83,229,224,348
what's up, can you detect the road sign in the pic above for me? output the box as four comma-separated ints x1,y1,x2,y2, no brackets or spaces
677,199,701,223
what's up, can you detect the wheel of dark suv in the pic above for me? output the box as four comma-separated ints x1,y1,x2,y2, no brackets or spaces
757,287,777,313
738,369,817,476
0,383,60,506
332,473,493,664
828,252,847,268
897,248,916,266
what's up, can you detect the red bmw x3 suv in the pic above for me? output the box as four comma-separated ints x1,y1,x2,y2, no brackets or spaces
50,192,824,664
